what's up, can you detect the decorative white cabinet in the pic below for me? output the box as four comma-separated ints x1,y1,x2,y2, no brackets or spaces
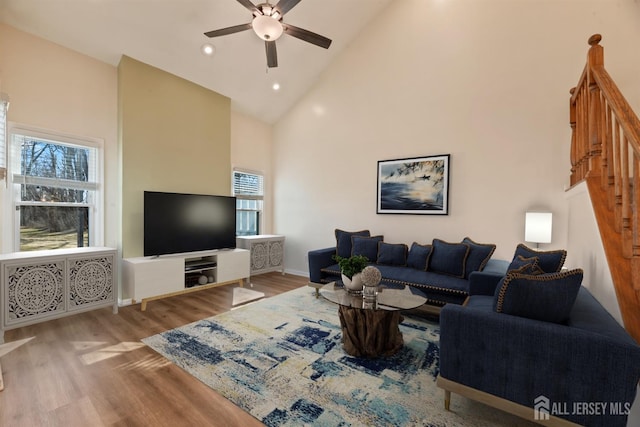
122,248,250,310
0,247,117,343
236,235,285,276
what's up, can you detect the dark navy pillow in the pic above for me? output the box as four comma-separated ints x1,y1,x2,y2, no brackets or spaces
513,243,566,273
461,237,496,279
377,242,408,266
427,239,470,278
335,229,370,258
507,255,544,275
494,269,583,324
351,235,383,262
407,242,432,270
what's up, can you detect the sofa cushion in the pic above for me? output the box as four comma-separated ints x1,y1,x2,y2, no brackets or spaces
377,242,408,266
493,269,584,323
407,242,432,270
335,229,370,258
351,235,383,261
375,264,470,294
507,255,544,275
427,239,470,278
513,243,567,273
461,237,496,279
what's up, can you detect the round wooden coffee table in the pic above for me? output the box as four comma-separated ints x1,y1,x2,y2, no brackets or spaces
319,283,427,358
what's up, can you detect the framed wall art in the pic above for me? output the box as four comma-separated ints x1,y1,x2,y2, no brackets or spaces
377,154,450,215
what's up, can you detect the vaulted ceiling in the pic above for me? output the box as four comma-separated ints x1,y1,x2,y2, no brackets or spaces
0,0,394,123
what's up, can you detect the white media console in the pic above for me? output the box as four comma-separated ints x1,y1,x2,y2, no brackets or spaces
122,248,250,310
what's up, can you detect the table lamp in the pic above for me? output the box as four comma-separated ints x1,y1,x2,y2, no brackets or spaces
525,212,552,248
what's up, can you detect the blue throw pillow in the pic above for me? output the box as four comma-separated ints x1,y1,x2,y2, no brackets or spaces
507,255,544,275
377,242,408,266
461,237,496,279
513,243,566,273
407,242,432,270
335,229,370,258
427,239,470,278
493,269,584,323
351,235,383,261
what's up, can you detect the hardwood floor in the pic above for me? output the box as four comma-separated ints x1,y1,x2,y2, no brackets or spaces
0,272,308,427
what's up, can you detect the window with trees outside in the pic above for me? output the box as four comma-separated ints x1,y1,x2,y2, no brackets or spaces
8,125,102,252
233,169,263,236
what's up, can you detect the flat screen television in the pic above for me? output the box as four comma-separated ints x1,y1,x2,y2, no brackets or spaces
144,191,237,257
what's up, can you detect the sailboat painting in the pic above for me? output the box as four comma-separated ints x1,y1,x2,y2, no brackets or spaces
377,154,450,215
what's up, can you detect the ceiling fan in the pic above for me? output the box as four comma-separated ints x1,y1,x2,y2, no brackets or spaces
204,0,332,68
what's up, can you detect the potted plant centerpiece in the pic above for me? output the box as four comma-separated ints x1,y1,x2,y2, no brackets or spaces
333,254,369,293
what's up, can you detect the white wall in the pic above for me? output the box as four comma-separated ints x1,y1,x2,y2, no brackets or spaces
565,182,623,323
231,111,274,234
273,0,640,275
0,24,118,252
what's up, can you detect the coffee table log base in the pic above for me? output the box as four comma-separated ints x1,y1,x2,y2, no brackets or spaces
338,305,404,358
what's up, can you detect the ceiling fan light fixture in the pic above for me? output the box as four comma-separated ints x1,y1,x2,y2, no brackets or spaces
252,15,283,41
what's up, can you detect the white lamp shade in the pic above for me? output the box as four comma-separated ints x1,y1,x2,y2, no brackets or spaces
525,212,553,244
252,15,283,41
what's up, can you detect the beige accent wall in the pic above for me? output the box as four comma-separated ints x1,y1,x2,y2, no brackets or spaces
0,23,118,252
231,111,273,234
119,56,231,258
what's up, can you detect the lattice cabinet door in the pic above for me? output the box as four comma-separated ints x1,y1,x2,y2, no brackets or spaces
250,241,269,272
3,259,66,328
68,253,115,311
267,239,284,271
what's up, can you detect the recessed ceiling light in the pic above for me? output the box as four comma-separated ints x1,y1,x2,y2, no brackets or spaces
201,43,215,56
272,83,280,91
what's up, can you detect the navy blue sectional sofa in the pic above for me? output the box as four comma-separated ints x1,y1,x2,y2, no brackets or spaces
308,229,505,307
311,230,640,425
438,264,640,426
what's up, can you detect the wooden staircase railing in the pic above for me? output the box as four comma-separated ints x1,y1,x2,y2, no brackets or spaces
570,34,640,342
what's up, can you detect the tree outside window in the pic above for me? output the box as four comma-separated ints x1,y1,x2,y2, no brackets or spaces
10,127,101,251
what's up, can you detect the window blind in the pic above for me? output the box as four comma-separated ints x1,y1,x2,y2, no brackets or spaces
233,170,264,199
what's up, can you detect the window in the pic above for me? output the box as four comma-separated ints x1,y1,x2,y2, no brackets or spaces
8,125,102,252
0,93,8,180
233,169,263,236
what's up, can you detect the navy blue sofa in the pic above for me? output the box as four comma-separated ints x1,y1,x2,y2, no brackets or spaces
438,271,640,426
308,234,509,307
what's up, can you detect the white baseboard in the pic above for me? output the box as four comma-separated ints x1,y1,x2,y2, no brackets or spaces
283,269,308,278
118,298,133,307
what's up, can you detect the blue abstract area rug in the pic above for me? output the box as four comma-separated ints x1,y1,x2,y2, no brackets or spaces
143,287,532,427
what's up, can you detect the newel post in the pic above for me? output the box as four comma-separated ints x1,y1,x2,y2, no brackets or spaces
587,34,604,177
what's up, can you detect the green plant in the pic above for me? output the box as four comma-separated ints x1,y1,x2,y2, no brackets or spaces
332,254,369,279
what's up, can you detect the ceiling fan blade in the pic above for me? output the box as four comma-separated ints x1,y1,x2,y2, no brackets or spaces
274,0,302,16
282,23,332,49
265,40,278,68
236,0,261,15
204,23,252,38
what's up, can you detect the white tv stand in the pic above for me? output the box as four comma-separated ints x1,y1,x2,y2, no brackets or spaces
122,248,250,311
